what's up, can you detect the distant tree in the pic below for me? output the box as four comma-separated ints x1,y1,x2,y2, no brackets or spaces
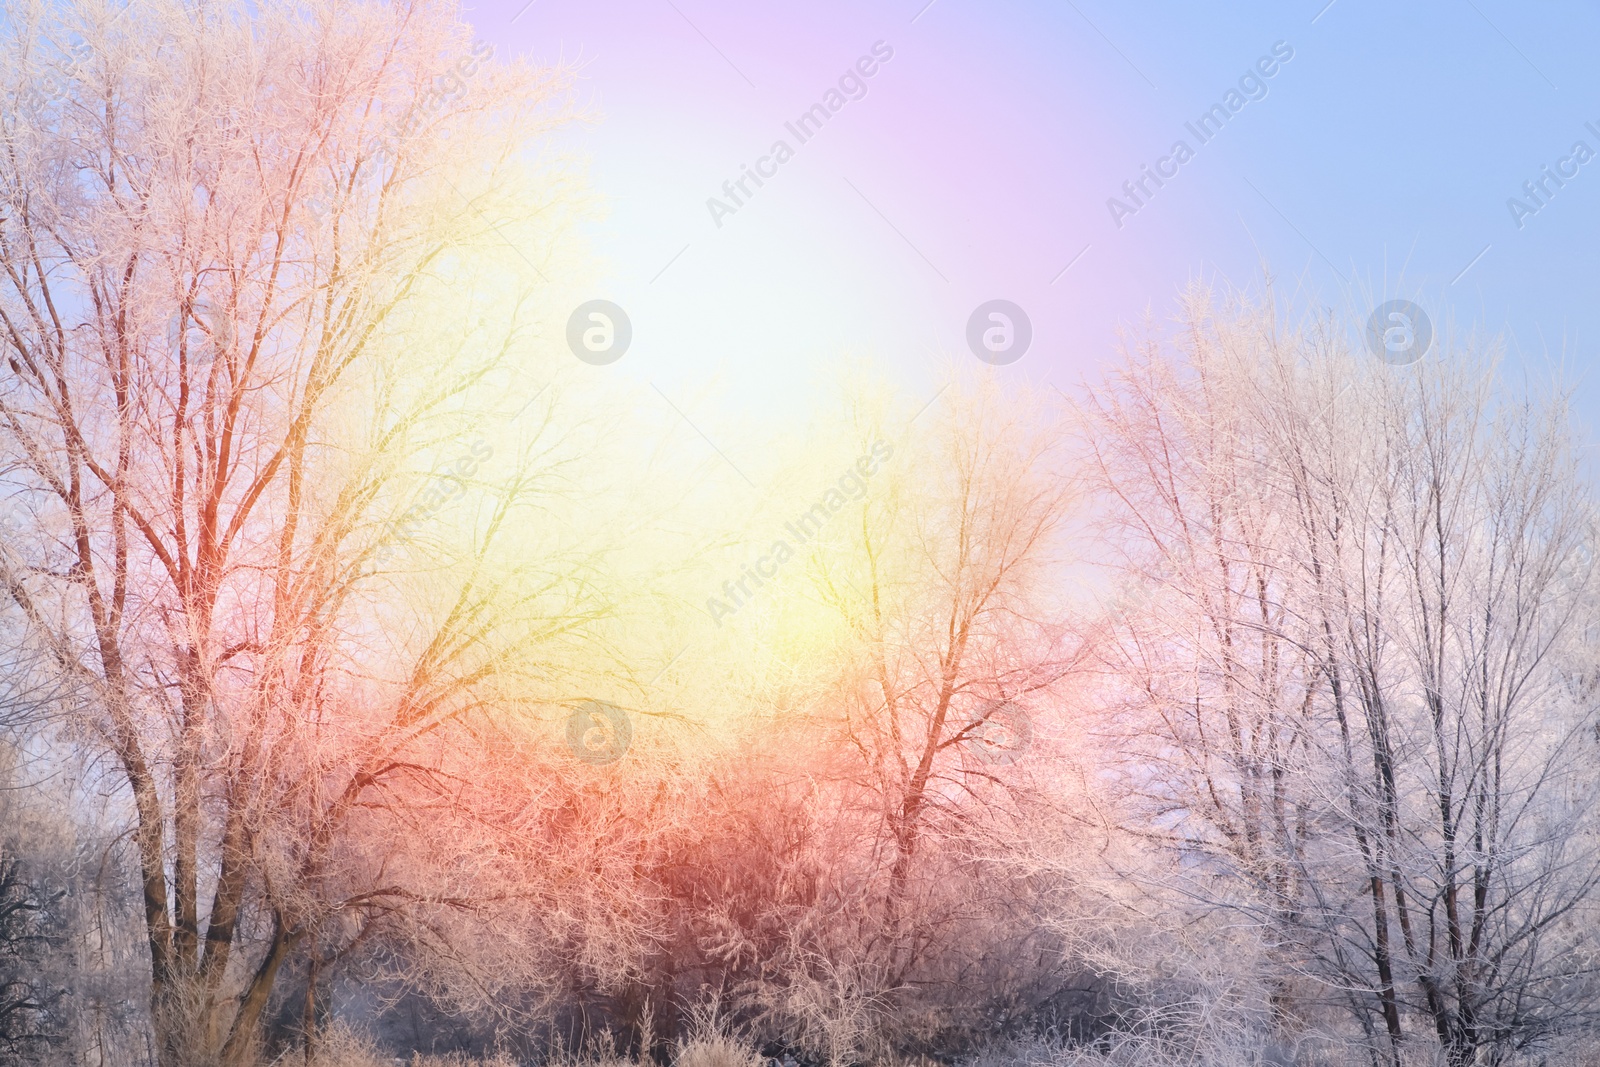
0,830,69,1064
1084,290,1600,1067
689,380,1092,1058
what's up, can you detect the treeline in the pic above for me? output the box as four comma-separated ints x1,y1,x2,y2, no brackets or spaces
0,0,1596,1065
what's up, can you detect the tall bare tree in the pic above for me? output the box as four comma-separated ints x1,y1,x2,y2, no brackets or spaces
754,380,1089,1045
1084,291,1600,1066
0,0,593,1061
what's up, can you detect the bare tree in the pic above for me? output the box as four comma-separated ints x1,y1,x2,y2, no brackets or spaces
711,379,1090,1054
0,0,596,1061
1083,289,1600,1066
0,778,71,1065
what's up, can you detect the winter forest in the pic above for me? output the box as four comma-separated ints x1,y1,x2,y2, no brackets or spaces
2,2,1599,1066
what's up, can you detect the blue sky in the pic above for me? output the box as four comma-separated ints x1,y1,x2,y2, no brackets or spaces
465,0,1600,453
